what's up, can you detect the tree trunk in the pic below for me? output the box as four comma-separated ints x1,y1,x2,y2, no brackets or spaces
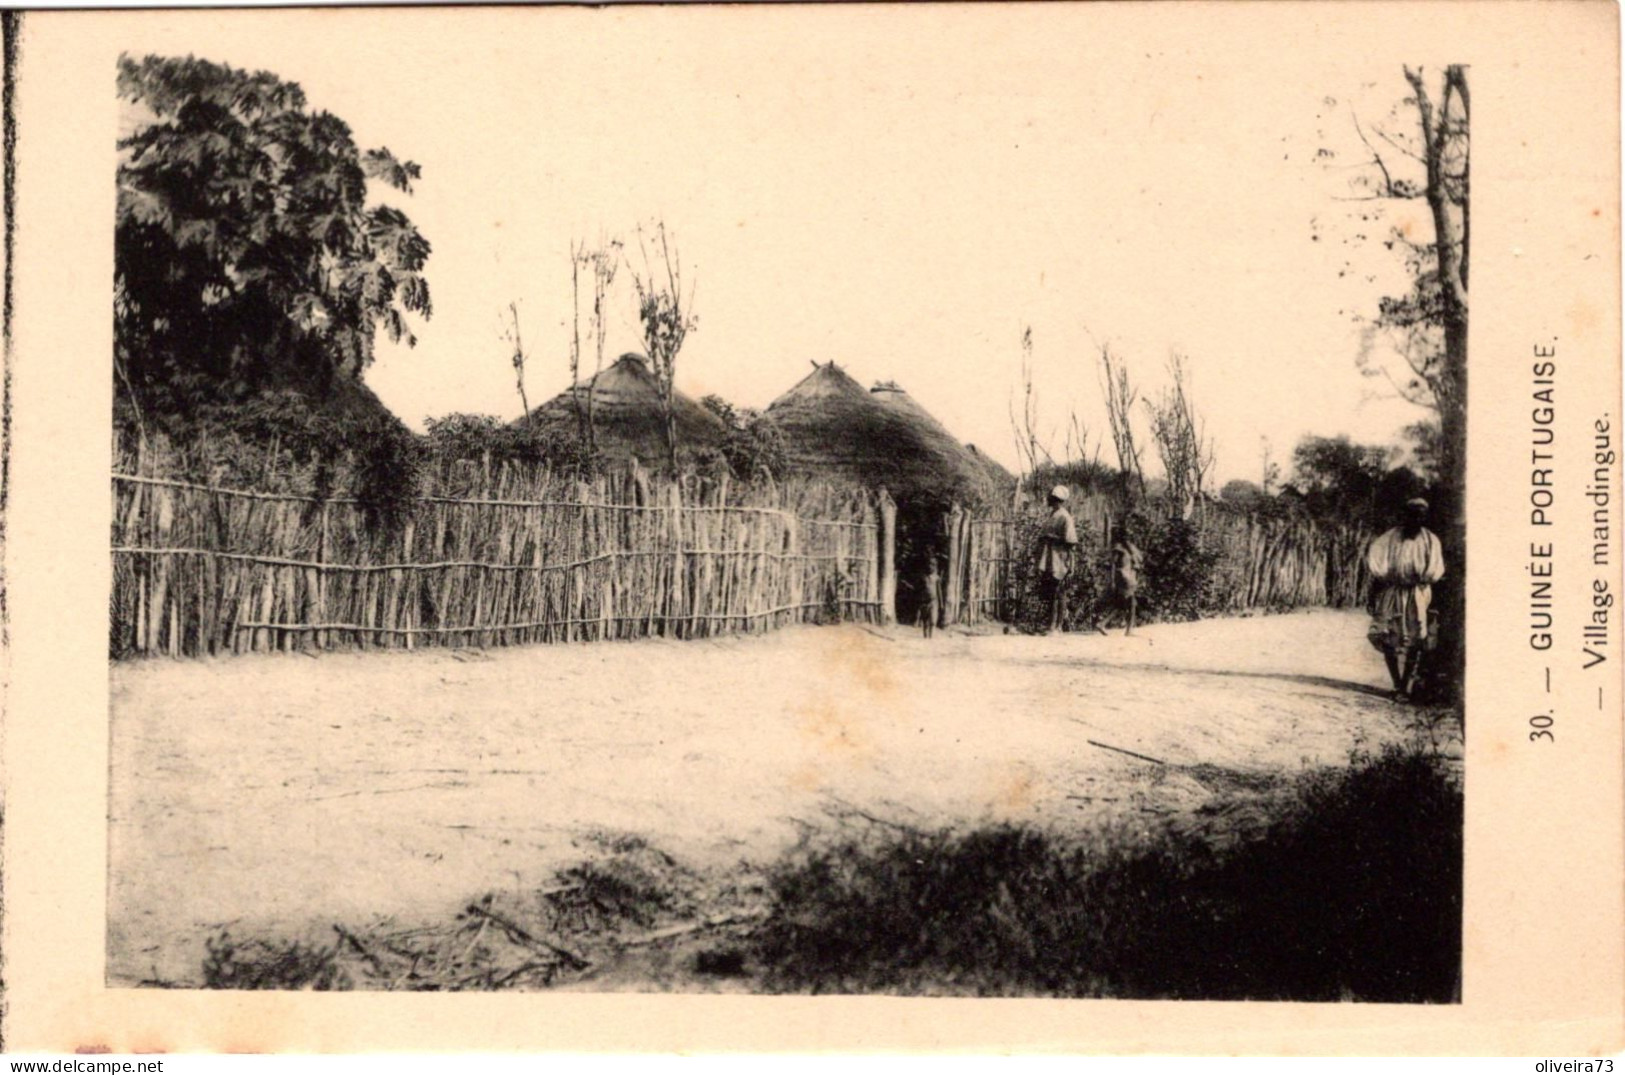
1408,64,1469,710
664,398,678,471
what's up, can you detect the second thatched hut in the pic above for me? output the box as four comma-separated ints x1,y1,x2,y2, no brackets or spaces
517,353,728,467
765,363,1007,506
765,362,1014,624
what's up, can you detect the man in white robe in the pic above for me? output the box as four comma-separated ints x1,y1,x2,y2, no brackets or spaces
1366,497,1447,701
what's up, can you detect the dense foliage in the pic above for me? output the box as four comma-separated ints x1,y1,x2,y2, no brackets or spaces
1286,435,1429,524
1003,509,1228,632
699,395,788,482
1131,514,1227,621
422,413,595,476
1004,511,1105,633
115,54,432,437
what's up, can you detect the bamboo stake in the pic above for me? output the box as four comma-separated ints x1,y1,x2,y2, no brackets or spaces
399,519,416,651
316,503,329,651
877,489,897,625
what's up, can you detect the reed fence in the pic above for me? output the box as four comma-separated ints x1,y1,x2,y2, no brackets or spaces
112,462,883,658
1202,508,1371,611
952,492,1114,622
950,494,1371,625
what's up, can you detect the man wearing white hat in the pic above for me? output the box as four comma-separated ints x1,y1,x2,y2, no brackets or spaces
1035,485,1079,633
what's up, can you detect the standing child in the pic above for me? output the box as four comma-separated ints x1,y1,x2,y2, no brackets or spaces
921,558,942,639
1109,537,1144,636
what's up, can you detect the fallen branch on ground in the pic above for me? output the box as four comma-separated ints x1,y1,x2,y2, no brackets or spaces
333,924,389,978
823,797,924,834
464,902,590,970
618,910,768,949
1067,727,1170,767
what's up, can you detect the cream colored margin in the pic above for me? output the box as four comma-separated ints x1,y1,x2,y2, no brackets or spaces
3,2,1621,1055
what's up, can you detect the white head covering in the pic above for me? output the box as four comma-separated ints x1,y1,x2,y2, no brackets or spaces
1050,485,1071,502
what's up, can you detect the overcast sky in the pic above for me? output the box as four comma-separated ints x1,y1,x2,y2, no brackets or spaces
116,7,1438,485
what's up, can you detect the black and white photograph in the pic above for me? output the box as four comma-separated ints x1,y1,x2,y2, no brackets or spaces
102,15,1469,1001
0,0,1620,1056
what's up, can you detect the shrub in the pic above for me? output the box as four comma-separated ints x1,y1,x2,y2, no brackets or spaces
754,744,1461,1001
699,398,787,483
1132,514,1226,622
202,932,351,991
120,390,432,529
544,847,696,935
720,411,787,482
350,419,425,535
1003,507,1231,631
423,413,595,477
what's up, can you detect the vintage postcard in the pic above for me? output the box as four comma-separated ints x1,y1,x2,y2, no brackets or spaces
0,0,1620,1055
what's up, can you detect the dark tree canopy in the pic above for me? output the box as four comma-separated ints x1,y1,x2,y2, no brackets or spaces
115,54,432,434
1219,478,1266,507
1292,435,1391,489
1289,434,1427,524
698,394,738,429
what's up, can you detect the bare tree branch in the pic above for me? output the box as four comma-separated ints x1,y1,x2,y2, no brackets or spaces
1371,121,1426,164
572,232,622,457
1009,325,1056,475
1331,193,1418,203
1097,343,1145,499
502,300,530,424
1443,65,1470,288
1144,353,1215,519
1405,65,1469,318
578,243,591,441
629,221,696,469
1351,109,1399,195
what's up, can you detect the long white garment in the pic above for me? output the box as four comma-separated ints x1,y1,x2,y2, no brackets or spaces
1366,527,1446,639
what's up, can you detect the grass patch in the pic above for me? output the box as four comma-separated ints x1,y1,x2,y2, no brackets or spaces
755,744,1461,1001
194,835,712,991
542,836,699,935
189,749,1459,998
202,932,350,990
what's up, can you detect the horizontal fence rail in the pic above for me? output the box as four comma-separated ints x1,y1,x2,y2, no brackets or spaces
112,473,874,523
112,465,883,659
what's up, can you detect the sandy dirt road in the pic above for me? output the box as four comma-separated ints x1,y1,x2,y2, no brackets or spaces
107,608,1453,986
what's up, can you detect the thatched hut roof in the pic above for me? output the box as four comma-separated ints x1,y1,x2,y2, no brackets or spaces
764,363,1001,505
518,353,728,463
963,443,1018,493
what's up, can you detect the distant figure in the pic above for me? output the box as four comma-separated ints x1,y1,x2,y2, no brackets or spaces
1108,537,1145,636
920,558,942,639
1366,497,1447,701
1035,485,1079,634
